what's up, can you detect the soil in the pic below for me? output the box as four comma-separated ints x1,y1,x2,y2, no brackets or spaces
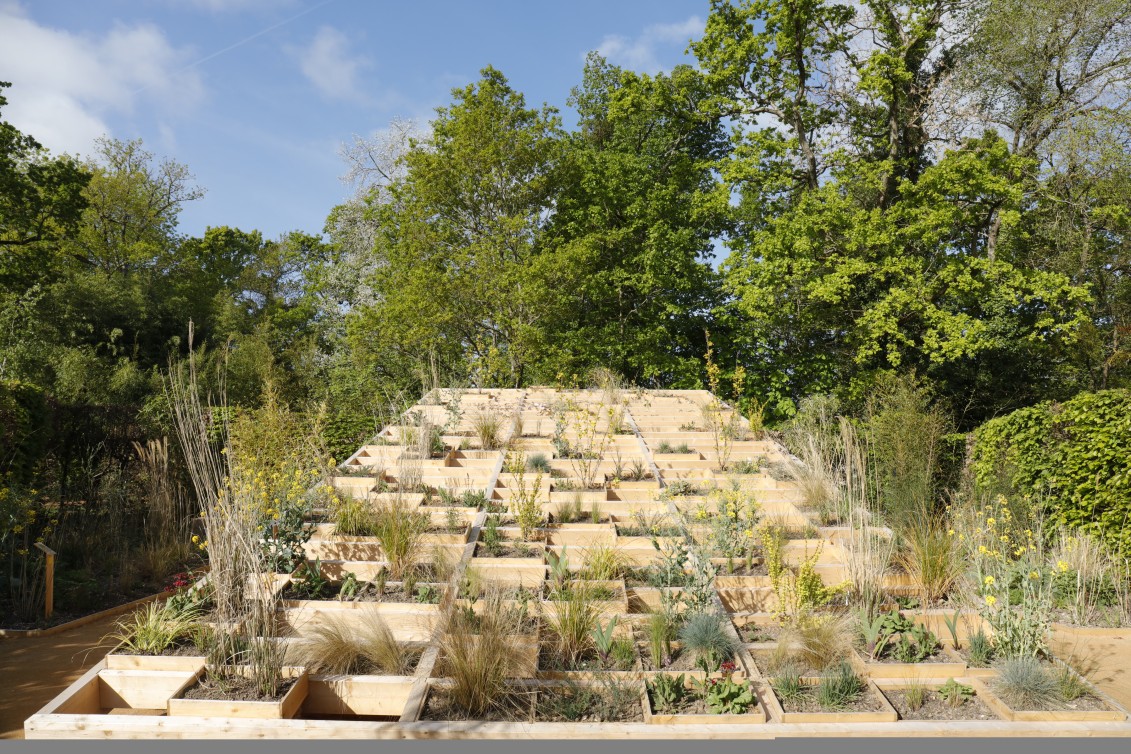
1048,607,1129,629
537,645,637,673
734,622,781,643
544,584,622,602
534,686,644,722
636,643,699,672
955,647,994,669
425,524,468,535
778,686,886,714
474,543,543,559
647,686,761,718
989,677,1112,712
870,646,955,664
545,512,597,525
419,689,536,722
615,527,684,538
884,689,998,721
181,673,298,702
714,561,768,577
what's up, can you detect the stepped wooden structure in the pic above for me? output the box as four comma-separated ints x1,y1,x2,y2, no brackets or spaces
24,388,1131,739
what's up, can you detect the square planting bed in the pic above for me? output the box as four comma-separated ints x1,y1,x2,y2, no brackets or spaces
643,674,766,724
768,677,899,723
167,667,309,719
875,679,1003,721
969,675,1129,722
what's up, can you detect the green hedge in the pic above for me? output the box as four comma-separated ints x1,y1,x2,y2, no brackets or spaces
970,390,1131,560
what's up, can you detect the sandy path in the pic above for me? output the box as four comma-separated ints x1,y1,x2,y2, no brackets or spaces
0,616,117,739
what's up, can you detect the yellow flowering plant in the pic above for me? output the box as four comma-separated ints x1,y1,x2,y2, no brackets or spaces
960,495,1052,658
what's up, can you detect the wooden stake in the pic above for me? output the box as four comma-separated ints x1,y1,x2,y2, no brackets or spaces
35,542,56,620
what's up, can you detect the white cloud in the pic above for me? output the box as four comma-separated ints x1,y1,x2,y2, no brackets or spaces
594,16,704,73
295,26,372,102
0,2,204,157
179,0,297,12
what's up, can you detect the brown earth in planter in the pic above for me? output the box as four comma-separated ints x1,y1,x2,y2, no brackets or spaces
181,673,298,702
870,646,954,664
714,561,768,577
735,622,781,643
1049,627,1131,712
990,683,1111,713
534,686,644,722
615,527,684,538
1049,607,1128,629
753,649,847,678
648,685,761,717
779,687,886,714
537,645,637,673
419,689,535,722
474,543,542,559
884,689,997,720
637,643,699,672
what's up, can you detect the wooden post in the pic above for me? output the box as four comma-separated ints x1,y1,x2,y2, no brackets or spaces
35,542,56,620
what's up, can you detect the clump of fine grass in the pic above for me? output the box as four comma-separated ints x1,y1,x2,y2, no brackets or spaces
816,661,865,709
770,665,806,704
677,611,740,672
105,600,201,655
582,542,629,581
898,517,962,605
473,410,504,450
774,614,853,673
647,611,674,668
904,680,926,711
993,656,1062,710
333,495,377,536
371,499,429,580
290,607,410,675
527,453,552,473
545,581,601,669
437,586,528,717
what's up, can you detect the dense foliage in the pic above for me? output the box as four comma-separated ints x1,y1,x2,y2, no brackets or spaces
970,390,1131,558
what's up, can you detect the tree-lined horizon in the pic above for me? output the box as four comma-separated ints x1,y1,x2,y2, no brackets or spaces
3,0,1130,446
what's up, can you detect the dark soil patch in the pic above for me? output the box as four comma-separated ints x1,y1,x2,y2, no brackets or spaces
182,673,297,702
419,689,535,722
537,644,637,673
778,686,886,714
636,642,699,672
474,543,543,559
714,560,768,577
534,684,644,722
884,688,998,720
734,622,780,643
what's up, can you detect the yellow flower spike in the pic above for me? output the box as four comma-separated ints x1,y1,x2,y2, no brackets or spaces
1029,570,1040,580
947,529,955,537
983,575,995,585
978,545,988,554
986,517,996,527
1057,560,1069,572
985,595,997,606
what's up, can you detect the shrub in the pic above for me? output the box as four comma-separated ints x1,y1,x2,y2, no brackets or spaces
527,453,551,473
105,600,201,655
970,390,1131,559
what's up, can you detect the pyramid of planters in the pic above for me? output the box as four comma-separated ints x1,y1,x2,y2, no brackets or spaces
27,388,1131,739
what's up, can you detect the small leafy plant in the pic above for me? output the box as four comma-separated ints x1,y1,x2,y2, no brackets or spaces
701,667,756,715
649,673,686,713
939,678,975,708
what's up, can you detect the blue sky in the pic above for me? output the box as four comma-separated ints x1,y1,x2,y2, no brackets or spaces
0,0,709,241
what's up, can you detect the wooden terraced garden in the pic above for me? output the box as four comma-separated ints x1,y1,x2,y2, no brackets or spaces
24,388,1131,739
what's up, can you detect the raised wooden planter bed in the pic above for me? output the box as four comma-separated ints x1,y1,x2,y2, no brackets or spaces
851,647,968,680
305,674,416,718
969,675,1129,722
767,677,899,723
167,667,309,719
54,666,201,715
874,678,1004,721
646,678,769,723
278,603,438,642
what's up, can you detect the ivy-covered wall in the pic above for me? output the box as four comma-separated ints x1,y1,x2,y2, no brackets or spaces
970,390,1131,560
